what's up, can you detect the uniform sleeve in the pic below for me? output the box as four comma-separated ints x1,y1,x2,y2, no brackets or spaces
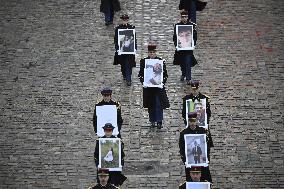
116,101,123,131
138,59,145,84
114,27,119,50
182,96,186,124
206,96,211,123
93,106,97,133
173,24,177,46
94,140,100,166
163,60,168,84
179,132,186,163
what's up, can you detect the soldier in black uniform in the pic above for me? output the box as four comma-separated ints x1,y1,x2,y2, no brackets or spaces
113,14,136,86
138,42,170,129
181,80,213,147
100,0,121,26
94,123,127,187
179,0,207,23
178,166,209,188
179,112,213,182
93,87,123,138
88,168,119,189
173,11,198,83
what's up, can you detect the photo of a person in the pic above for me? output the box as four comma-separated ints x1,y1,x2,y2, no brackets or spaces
176,25,194,50
104,147,114,162
148,63,162,85
192,141,202,164
185,99,208,129
99,138,122,171
144,59,164,88
184,134,208,167
118,29,136,54
195,102,205,126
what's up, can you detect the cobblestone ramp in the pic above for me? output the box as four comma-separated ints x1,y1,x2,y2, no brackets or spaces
0,0,283,188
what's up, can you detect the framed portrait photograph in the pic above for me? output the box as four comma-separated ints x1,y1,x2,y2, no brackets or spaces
184,134,208,167
176,25,195,51
185,99,208,129
186,182,211,189
117,29,136,55
143,59,164,88
96,105,119,137
98,138,122,171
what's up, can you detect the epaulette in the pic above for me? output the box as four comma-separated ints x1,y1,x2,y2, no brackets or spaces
204,94,211,103
116,101,121,109
179,181,186,186
87,186,94,189
189,21,197,26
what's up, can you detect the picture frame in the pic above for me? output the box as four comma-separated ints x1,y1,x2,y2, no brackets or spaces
98,138,122,171
176,25,195,51
186,182,211,189
117,29,136,55
185,99,208,129
96,105,119,137
184,134,208,167
143,59,164,88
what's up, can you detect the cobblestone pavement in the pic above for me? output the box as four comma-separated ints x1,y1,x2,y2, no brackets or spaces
0,0,283,188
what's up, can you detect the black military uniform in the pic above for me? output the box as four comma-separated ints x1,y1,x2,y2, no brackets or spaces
94,124,127,186
179,0,207,12
138,43,170,128
88,168,119,189
179,112,213,182
93,87,123,137
173,11,198,82
113,14,136,86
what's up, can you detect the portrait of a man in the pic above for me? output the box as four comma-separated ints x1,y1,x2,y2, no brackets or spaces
186,99,208,129
176,25,194,50
143,59,164,88
118,29,136,54
184,134,208,167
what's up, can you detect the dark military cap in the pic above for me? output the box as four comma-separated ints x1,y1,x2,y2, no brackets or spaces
188,112,197,120
101,87,112,95
190,166,202,173
189,80,200,88
148,41,157,51
98,168,109,176
120,14,129,20
102,123,115,130
180,10,188,17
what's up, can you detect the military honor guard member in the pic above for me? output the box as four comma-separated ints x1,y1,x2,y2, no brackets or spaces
179,0,207,23
138,42,170,129
179,166,209,188
113,14,136,86
93,87,123,138
173,11,198,83
88,168,119,189
100,0,121,26
179,112,213,182
94,123,127,187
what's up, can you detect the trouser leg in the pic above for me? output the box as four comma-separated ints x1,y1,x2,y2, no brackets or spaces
184,55,192,81
190,0,197,23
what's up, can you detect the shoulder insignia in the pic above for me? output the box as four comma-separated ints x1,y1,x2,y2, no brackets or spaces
204,94,211,102
116,101,121,109
179,181,186,186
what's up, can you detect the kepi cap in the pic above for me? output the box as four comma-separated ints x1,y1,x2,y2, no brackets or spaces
120,14,129,20
101,87,112,95
180,10,188,16
102,123,115,131
188,112,197,120
98,168,109,176
190,166,202,173
189,80,200,88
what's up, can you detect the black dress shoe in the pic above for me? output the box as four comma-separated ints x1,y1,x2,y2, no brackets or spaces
157,122,162,129
126,81,131,86
150,122,156,128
